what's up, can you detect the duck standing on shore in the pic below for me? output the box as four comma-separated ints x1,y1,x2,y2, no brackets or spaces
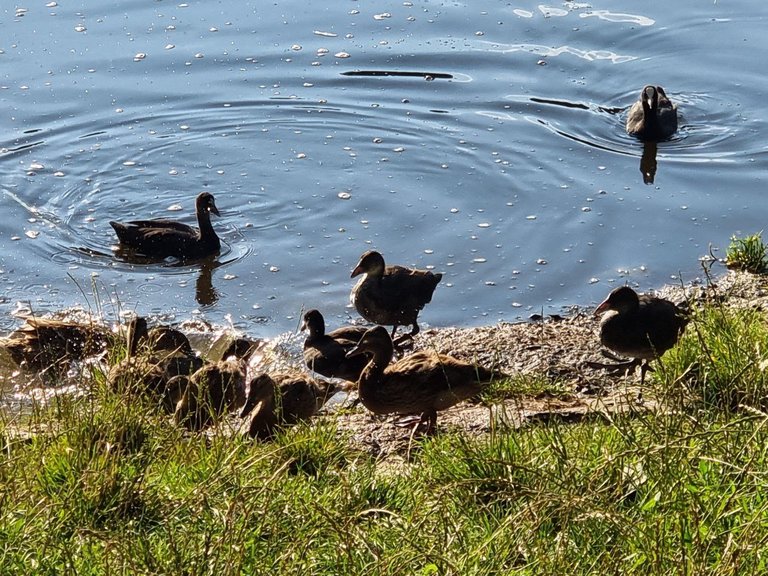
346,325,505,434
110,191,221,261
301,309,369,382
350,250,442,345
626,85,678,141
594,286,688,384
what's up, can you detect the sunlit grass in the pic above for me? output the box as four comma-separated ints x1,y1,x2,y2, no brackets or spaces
726,232,768,273
4,280,768,573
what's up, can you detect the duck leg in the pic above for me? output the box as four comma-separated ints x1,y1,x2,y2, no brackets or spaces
639,360,656,386
421,409,438,435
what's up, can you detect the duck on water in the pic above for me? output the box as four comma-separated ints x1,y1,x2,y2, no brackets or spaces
110,191,221,261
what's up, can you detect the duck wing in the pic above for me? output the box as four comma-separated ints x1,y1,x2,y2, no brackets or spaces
362,352,484,414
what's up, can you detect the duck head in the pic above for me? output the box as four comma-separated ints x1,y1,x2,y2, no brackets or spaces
196,192,221,217
240,373,276,418
640,85,657,110
351,250,386,278
345,325,392,358
594,286,640,317
301,309,325,338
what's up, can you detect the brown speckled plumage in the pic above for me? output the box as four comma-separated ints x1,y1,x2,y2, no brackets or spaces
347,325,505,433
239,372,337,439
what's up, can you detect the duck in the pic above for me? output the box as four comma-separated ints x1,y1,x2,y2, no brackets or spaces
107,317,168,399
626,85,678,141
1,315,110,375
301,309,369,382
106,317,204,411
173,338,255,431
109,191,221,261
239,372,338,440
346,325,505,433
147,324,205,381
350,250,442,345
594,286,688,385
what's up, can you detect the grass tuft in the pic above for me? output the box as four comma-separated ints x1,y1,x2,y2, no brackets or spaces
725,232,768,273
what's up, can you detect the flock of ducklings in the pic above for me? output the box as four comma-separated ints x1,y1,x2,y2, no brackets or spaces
1,86,686,438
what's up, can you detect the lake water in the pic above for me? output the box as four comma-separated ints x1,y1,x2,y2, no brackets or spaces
1,0,766,339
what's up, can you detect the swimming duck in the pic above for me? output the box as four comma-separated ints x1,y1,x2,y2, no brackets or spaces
109,191,221,261
239,372,337,439
346,325,504,433
301,309,369,382
626,85,678,141
1,315,110,375
594,286,687,384
350,250,442,344
173,338,254,431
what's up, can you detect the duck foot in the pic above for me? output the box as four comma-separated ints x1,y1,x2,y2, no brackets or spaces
585,358,642,377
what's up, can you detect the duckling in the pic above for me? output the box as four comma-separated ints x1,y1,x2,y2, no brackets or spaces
147,324,204,380
626,85,678,141
1,315,110,375
594,286,687,385
301,309,368,382
107,317,167,398
173,338,254,431
350,250,442,345
239,372,337,440
346,325,505,434
110,191,221,261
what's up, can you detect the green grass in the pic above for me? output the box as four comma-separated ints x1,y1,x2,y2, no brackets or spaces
4,295,768,573
725,232,768,273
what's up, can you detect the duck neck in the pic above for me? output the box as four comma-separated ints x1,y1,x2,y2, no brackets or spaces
358,342,393,393
306,320,325,343
196,206,219,245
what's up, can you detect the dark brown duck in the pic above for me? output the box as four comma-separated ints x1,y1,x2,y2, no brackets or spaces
110,191,221,260
346,325,505,433
594,286,687,384
350,250,442,344
626,85,678,141
301,309,369,382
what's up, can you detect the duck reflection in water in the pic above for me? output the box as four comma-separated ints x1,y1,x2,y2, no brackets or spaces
195,256,221,307
640,140,658,184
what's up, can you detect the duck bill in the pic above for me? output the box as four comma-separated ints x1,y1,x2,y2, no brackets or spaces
350,264,364,278
239,389,261,417
345,342,364,358
594,299,611,316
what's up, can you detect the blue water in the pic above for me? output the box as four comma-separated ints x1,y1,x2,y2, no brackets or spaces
1,0,766,337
